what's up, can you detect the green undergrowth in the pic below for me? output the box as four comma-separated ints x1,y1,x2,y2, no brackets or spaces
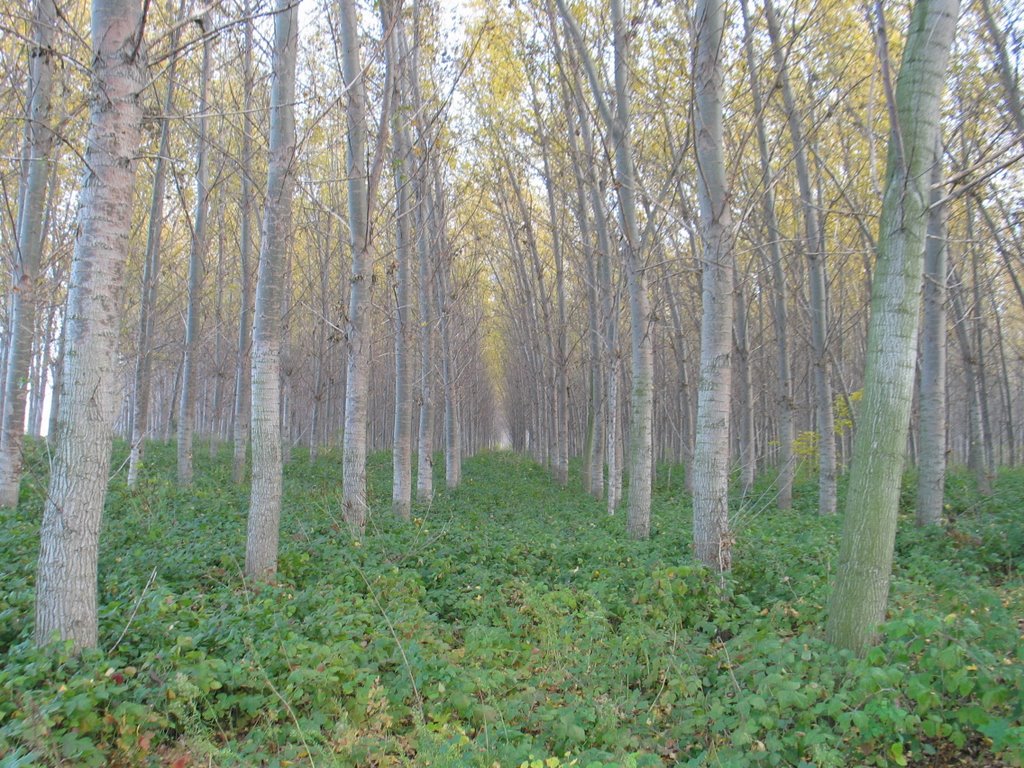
1,442,1022,767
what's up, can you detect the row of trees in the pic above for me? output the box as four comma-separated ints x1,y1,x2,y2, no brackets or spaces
0,0,1019,653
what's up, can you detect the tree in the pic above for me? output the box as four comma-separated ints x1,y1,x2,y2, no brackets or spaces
763,0,838,516
691,0,735,572
388,0,414,519
739,0,794,509
127,1,183,488
244,0,299,580
340,0,390,533
177,13,213,487
232,0,256,485
557,0,654,538
825,0,959,654
35,0,147,648
915,138,948,526
0,0,57,507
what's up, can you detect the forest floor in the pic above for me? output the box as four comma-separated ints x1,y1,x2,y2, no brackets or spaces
1,443,1022,767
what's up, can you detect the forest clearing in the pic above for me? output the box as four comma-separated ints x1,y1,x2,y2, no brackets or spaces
1,445,1022,766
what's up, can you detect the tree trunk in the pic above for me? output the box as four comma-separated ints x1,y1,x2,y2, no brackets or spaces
388,2,413,519
739,0,793,509
208,202,227,457
127,17,181,487
608,0,654,541
556,0,652,534
435,194,461,489
734,272,755,496
915,140,948,526
949,263,992,495
692,0,735,572
232,2,255,484
341,0,375,533
177,18,212,487
244,0,298,580
826,0,958,654
415,180,435,503
46,296,67,443
0,0,56,507
35,0,147,648
764,0,837,516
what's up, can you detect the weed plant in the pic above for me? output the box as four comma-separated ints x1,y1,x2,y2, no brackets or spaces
1,441,1021,767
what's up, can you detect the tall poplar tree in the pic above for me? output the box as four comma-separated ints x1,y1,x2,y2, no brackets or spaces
35,0,147,649
691,0,736,572
244,0,299,580
0,0,57,507
826,0,959,654
177,14,213,486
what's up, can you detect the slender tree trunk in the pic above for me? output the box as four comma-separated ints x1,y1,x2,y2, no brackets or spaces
989,297,1015,466
35,0,147,648
976,0,1024,138
208,204,227,457
415,182,435,502
916,140,948,526
734,273,755,496
949,263,992,495
0,0,57,507
607,0,654,540
556,0,652,533
764,0,837,515
245,0,298,580
826,0,958,654
692,0,735,572
46,297,67,442
966,208,995,472
177,19,212,487
232,6,255,484
739,0,793,509
529,87,570,488
127,17,180,487
556,13,606,498
340,0,382,532
435,197,461,488
388,2,413,519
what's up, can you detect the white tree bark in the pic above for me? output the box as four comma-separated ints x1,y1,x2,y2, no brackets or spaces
127,9,182,488
232,1,255,485
692,0,735,572
739,0,794,509
764,0,837,516
244,0,298,580
915,142,948,526
415,180,435,502
556,0,653,536
826,0,959,654
734,273,755,496
388,1,414,519
0,0,57,507
340,0,375,532
177,17,213,487
35,0,147,648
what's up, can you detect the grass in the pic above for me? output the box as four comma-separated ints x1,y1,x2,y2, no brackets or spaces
0,441,1022,767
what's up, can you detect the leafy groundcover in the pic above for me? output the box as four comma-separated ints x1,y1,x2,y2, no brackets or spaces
1,443,1022,767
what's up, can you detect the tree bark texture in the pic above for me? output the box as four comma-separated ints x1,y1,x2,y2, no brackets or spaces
127,11,182,488
692,0,736,572
826,0,958,654
0,0,57,507
177,19,212,487
245,0,298,580
915,142,948,526
341,0,373,533
35,0,146,649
